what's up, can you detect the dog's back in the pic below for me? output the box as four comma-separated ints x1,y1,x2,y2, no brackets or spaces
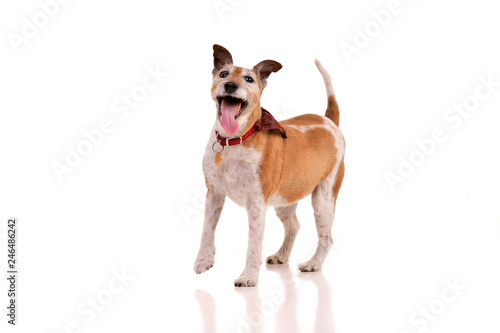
244,60,344,206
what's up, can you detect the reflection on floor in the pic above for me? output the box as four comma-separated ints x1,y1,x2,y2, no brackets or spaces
194,264,335,333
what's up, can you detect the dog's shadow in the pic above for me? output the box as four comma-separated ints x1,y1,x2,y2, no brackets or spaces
194,264,335,332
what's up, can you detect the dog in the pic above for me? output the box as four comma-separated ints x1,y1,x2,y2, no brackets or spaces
194,45,345,287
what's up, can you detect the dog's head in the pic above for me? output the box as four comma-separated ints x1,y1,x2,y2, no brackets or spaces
211,44,282,135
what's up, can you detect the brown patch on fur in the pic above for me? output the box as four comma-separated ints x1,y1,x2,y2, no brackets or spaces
326,95,339,126
240,105,263,134
333,159,345,201
244,114,340,204
228,67,242,80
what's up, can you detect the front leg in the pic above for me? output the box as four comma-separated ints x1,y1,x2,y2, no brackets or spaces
234,201,267,287
194,187,225,274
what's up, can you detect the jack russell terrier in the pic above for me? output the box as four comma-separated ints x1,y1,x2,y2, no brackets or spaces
194,45,345,287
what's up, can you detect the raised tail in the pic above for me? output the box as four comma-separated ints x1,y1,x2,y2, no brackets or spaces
314,59,339,127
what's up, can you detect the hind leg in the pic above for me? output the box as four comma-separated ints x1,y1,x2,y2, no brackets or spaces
299,162,344,272
266,203,300,265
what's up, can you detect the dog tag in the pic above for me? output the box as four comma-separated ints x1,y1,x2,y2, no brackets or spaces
214,152,222,166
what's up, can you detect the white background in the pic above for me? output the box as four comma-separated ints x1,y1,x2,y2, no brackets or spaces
1,0,500,332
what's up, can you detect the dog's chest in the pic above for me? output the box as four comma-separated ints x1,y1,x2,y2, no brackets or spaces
203,140,262,207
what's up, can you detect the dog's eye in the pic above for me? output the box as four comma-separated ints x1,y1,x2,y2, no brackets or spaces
219,71,228,78
245,76,254,83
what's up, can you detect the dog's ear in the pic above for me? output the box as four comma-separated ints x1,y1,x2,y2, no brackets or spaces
213,44,233,75
253,60,282,88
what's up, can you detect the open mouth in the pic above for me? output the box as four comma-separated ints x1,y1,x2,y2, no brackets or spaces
217,96,248,119
216,96,248,134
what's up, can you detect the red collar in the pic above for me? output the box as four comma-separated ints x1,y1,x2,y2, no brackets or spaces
215,108,287,146
216,125,257,146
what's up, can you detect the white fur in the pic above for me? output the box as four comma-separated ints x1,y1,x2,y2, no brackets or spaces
267,192,290,207
266,203,300,265
315,59,334,96
202,123,263,207
286,116,338,135
196,123,267,286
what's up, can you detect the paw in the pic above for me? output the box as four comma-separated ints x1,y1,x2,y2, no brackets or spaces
234,275,258,287
298,260,321,272
193,256,214,274
266,253,288,265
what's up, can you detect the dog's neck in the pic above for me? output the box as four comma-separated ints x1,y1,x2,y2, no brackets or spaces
214,103,262,139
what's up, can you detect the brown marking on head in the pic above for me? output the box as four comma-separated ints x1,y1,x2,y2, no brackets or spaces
228,67,242,80
211,45,282,136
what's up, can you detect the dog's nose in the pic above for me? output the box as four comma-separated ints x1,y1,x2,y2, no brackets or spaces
224,81,238,93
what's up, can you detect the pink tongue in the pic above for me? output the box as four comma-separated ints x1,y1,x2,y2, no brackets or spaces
220,100,240,134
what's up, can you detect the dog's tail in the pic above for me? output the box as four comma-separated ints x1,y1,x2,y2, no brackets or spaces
315,59,339,127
